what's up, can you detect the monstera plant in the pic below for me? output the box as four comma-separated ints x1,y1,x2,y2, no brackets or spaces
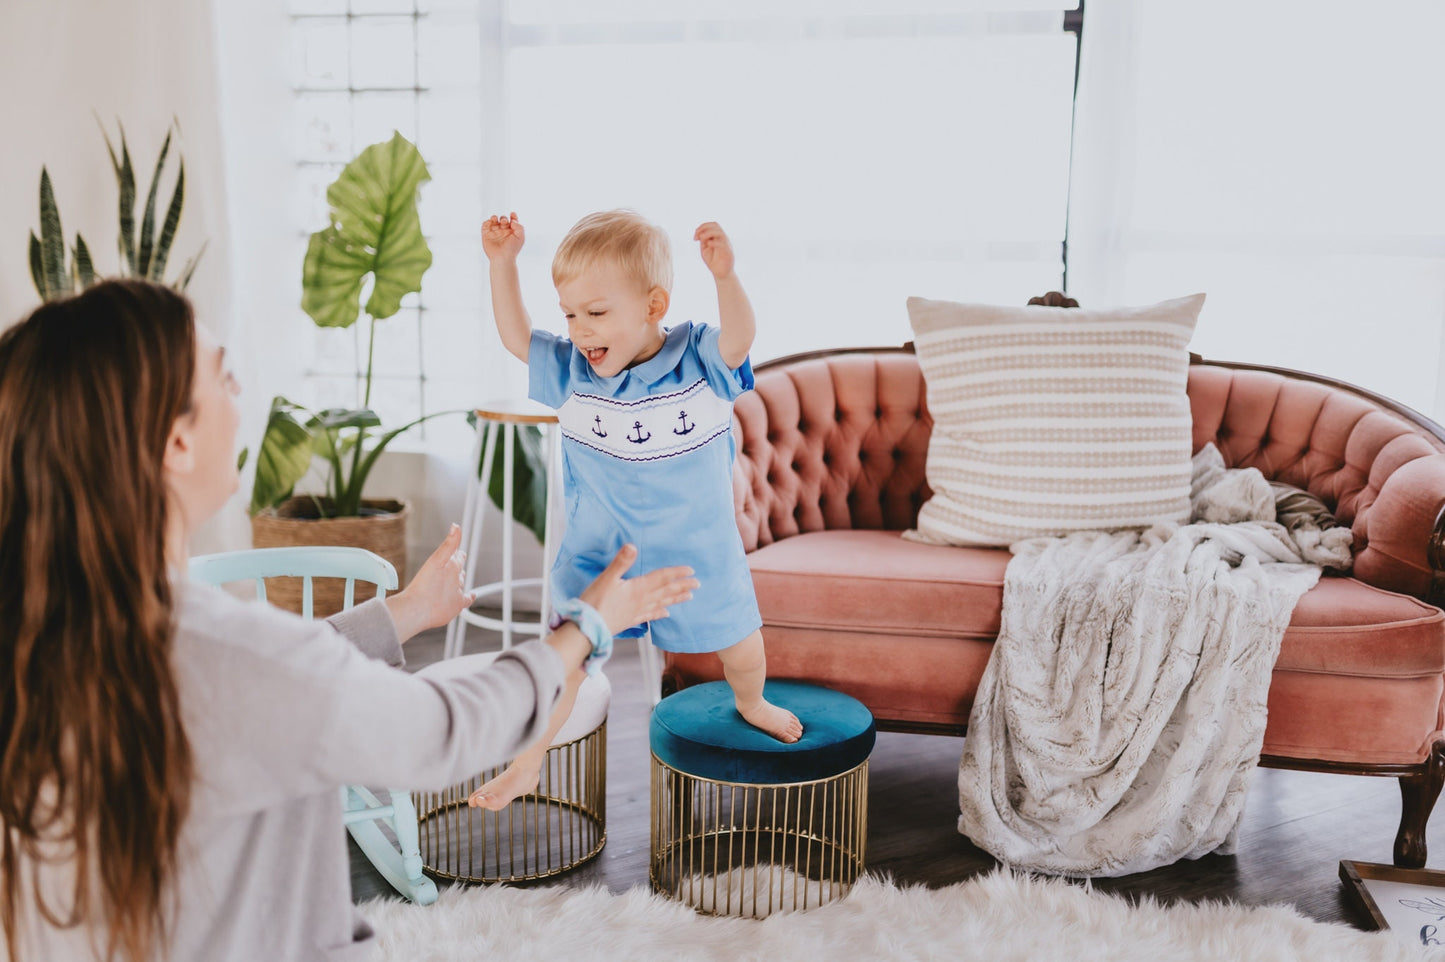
248,132,547,611
250,131,439,520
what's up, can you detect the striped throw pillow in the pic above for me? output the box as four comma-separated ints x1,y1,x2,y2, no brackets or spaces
904,293,1205,547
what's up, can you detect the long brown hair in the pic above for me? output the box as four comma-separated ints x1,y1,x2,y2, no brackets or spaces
0,280,197,961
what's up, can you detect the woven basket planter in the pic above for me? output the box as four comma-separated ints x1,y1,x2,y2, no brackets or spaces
250,496,409,617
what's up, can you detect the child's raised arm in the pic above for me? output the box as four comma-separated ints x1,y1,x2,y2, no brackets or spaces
483,212,532,363
694,221,756,370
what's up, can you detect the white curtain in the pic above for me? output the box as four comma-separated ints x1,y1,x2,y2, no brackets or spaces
1069,0,1445,420
0,0,297,555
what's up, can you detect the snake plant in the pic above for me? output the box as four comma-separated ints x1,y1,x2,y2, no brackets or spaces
28,120,205,302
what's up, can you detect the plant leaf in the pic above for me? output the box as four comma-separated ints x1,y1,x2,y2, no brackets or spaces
339,409,461,516
300,131,432,329
174,239,207,291
485,423,551,545
249,396,316,516
28,232,45,300
73,234,96,289
137,128,172,278
307,407,383,431
38,168,67,300
100,121,138,275
312,428,364,462
150,156,184,282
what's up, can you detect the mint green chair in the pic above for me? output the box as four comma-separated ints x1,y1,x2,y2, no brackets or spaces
189,546,439,905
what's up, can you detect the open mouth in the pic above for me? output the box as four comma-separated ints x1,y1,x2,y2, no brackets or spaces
583,346,608,365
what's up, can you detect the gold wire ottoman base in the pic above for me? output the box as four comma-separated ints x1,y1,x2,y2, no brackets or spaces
415,719,606,884
649,755,868,917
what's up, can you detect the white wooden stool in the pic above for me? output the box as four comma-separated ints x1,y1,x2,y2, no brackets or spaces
442,398,665,700
444,400,560,659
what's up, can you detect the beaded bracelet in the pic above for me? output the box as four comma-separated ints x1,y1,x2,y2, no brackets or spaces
554,597,613,676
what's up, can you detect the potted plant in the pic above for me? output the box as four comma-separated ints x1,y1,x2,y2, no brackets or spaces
249,131,551,615
248,131,440,614
28,120,204,301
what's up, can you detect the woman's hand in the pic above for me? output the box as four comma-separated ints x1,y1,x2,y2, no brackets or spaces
580,544,697,636
385,524,475,642
482,212,526,262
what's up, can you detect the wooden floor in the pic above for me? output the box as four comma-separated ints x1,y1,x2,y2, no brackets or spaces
349,620,1437,930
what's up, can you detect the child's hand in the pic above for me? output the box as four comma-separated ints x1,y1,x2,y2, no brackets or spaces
694,222,735,279
579,544,698,635
482,212,526,262
385,523,475,641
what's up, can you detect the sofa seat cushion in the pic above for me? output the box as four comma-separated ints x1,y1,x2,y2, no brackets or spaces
748,530,1445,680
1277,576,1445,678
748,529,1006,640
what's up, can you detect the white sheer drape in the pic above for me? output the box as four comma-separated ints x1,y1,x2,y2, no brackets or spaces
1069,0,1445,419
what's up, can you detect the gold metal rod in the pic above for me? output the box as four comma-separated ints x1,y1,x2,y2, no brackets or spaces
506,774,516,879
726,783,737,916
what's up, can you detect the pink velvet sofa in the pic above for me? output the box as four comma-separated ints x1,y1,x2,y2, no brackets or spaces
662,336,1445,869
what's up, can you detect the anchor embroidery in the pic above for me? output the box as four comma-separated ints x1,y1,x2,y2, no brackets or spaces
674,410,695,435
627,421,652,444
591,415,607,438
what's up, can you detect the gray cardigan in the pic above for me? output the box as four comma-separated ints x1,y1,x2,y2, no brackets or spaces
10,579,567,962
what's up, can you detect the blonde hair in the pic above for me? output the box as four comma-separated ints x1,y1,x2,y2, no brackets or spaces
552,210,672,294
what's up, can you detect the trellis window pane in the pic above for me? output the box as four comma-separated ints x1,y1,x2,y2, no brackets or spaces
418,13,484,88
293,19,350,90
350,17,417,89
418,90,484,163
295,92,352,163
423,242,485,312
419,164,483,238
293,163,345,231
351,0,418,14
309,325,360,378
353,92,418,147
368,309,424,376
289,0,347,17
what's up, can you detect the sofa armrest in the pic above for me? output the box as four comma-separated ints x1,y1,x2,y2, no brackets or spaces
1353,452,1445,605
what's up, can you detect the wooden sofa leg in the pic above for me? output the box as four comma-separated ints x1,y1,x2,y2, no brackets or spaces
1396,739,1445,868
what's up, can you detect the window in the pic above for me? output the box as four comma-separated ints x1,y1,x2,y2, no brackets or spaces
1067,0,1445,417
290,1,1083,434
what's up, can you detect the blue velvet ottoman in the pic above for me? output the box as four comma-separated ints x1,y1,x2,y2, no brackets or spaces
649,680,876,917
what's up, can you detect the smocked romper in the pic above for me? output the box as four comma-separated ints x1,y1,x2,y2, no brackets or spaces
528,321,763,654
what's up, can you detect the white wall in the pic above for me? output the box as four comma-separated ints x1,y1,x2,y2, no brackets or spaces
0,0,229,337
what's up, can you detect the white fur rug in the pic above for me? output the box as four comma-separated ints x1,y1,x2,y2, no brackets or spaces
362,870,1443,961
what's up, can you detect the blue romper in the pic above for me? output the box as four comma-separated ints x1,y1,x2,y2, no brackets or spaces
529,321,763,654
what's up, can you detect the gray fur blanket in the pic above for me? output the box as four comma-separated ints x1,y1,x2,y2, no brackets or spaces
956,444,1330,877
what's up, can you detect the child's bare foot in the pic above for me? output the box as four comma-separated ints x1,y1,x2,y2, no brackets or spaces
737,699,803,743
467,762,541,811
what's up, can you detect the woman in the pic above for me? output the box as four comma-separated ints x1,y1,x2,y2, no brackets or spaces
0,280,696,961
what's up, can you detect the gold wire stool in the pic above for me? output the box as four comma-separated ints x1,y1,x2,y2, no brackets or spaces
414,655,609,883
648,680,875,917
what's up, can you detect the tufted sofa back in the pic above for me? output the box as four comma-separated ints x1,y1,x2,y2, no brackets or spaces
732,349,933,551
731,347,1445,600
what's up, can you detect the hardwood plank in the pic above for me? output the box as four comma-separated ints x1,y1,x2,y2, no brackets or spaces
350,623,1444,929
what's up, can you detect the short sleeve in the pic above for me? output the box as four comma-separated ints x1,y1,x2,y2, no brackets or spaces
529,329,576,409
692,322,754,401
